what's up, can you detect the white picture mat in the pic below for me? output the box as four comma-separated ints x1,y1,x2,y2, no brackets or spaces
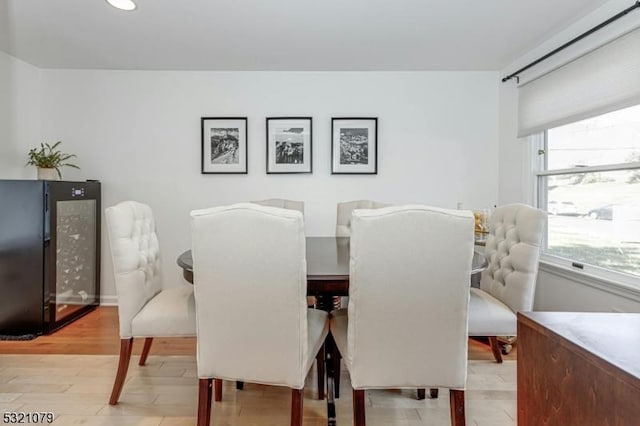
332,119,377,173
267,119,312,173
202,118,247,173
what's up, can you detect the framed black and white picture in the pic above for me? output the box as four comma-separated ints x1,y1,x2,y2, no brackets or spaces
266,117,312,174
201,117,248,174
331,117,377,174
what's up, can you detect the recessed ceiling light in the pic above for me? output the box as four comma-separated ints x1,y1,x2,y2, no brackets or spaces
106,0,137,11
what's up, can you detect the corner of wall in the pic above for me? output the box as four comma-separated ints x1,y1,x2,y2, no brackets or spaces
0,50,43,179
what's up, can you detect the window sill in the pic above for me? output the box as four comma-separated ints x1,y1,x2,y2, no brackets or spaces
539,259,640,303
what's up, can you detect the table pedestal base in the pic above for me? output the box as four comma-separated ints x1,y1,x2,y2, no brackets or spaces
316,294,339,425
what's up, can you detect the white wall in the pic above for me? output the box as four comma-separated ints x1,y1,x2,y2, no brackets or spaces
535,265,640,313
38,70,499,301
497,0,640,311
0,51,41,179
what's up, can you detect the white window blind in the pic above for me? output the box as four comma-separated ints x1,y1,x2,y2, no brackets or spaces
518,27,640,137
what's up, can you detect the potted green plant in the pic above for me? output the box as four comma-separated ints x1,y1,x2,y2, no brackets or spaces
26,141,80,180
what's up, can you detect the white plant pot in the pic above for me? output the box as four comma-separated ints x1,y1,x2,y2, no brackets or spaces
37,168,59,180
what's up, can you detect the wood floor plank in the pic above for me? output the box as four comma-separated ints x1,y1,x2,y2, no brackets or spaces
0,353,516,425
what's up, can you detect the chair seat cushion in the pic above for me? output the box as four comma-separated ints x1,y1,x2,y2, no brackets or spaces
329,308,349,370
131,285,196,337
304,309,330,375
468,288,516,336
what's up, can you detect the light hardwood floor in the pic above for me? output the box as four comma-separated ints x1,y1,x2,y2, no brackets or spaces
0,307,194,356
0,307,517,425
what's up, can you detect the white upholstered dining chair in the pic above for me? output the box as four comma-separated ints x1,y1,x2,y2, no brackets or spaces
330,205,475,426
335,200,390,237
468,203,546,362
190,203,329,426
252,198,304,215
105,201,196,405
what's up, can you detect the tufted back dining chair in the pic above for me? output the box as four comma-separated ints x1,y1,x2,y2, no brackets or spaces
105,201,196,405
252,198,305,215
335,200,390,237
468,203,546,362
330,205,475,426
190,203,329,426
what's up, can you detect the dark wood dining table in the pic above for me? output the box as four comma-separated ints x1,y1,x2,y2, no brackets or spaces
177,236,488,292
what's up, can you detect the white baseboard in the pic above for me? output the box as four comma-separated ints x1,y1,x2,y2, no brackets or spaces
99,295,118,306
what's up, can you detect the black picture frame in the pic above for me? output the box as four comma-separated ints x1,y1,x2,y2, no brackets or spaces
201,117,248,174
266,117,313,174
331,117,378,175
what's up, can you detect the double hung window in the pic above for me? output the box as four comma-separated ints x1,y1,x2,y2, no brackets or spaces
534,104,640,279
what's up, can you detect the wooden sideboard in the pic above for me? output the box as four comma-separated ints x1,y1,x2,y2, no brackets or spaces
517,311,640,426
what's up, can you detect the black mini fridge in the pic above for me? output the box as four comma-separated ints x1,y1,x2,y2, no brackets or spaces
0,180,101,336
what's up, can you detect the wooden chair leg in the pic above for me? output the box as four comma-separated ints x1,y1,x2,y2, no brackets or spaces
334,347,341,398
109,338,133,405
317,345,325,400
488,336,504,363
418,388,438,399
236,381,244,390
449,389,465,426
138,337,153,366
214,378,223,402
353,389,366,426
197,378,213,426
291,388,303,426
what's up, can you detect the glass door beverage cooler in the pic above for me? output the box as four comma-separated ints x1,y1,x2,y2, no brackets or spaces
0,180,101,336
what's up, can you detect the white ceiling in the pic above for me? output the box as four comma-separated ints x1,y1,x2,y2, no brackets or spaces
0,0,611,71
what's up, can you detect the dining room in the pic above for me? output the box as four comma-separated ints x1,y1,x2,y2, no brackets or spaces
1,0,640,425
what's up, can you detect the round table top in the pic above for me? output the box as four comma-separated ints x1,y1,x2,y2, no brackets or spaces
177,236,487,279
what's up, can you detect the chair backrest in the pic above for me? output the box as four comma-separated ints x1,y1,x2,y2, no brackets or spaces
336,200,390,237
480,203,547,313
348,205,475,389
190,203,308,388
105,201,163,338
252,198,304,215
